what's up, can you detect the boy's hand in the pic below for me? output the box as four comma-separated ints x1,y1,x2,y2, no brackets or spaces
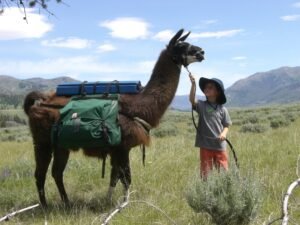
219,128,229,141
189,74,196,85
219,133,226,141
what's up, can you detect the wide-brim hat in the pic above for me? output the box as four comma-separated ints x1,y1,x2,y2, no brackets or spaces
199,77,227,104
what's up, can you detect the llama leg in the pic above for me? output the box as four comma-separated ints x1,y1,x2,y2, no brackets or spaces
34,144,52,207
51,148,70,205
107,153,119,202
108,148,131,201
119,150,131,201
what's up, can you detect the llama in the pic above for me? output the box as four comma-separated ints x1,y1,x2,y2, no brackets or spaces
23,29,205,207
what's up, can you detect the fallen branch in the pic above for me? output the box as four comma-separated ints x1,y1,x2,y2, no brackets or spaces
0,204,39,223
100,200,129,225
282,178,300,225
266,155,300,225
96,192,178,225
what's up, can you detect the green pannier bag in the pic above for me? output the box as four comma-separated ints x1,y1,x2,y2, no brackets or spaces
52,95,121,149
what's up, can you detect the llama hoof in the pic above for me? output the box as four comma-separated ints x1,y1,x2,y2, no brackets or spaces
123,189,130,202
106,186,115,204
40,202,48,209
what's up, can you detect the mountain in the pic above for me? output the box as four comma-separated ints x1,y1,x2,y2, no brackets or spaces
170,95,204,111
2,66,300,108
0,75,78,107
226,66,300,107
0,75,78,95
170,66,300,109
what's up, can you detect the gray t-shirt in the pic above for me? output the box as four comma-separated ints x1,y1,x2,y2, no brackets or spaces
195,100,232,150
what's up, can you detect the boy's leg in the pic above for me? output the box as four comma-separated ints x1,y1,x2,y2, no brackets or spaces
214,150,228,171
200,148,214,178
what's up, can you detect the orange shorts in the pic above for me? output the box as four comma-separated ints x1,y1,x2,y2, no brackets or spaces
200,148,228,178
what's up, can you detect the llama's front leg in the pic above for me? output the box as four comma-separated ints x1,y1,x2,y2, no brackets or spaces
119,152,131,201
107,161,119,202
108,148,131,202
34,144,52,207
52,148,70,205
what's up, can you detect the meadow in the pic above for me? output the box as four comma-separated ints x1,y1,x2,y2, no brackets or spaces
1,104,300,224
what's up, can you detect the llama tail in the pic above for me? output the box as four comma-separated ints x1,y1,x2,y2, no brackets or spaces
23,91,45,116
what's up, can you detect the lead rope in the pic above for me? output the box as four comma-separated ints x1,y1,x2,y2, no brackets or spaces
185,66,239,168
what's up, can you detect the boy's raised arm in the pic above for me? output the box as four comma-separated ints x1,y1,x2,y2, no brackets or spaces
189,74,197,108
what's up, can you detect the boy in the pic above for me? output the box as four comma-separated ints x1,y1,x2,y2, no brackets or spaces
189,74,232,178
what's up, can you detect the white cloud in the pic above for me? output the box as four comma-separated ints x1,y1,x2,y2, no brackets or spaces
292,2,300,8
41,37,92,49
190,29,244,39
281,14,300,21
232,56,247,60
97,43,117,52
0,7,53,40
153,29,174,42
201,19,218,25
100,17,150,39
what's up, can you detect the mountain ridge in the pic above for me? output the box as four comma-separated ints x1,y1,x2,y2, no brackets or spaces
226,66,300,107
171,66,300,110
1,66,300,108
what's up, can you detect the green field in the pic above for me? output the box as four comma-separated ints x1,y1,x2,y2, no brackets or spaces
1,104,300,224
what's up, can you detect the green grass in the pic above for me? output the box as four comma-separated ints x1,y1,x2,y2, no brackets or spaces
1,105,300,224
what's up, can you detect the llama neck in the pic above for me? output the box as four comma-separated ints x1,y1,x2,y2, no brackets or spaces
120,49,182,127
140,49,181,126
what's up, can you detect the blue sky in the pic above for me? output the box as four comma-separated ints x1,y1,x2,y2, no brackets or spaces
0,0,300,94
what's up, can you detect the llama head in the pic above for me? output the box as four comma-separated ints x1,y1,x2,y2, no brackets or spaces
167,29,205,67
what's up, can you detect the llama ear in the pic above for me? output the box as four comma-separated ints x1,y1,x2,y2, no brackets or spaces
168,29,184,47
178,31,190,42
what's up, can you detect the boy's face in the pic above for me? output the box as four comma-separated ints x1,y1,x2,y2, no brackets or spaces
203,82,219,98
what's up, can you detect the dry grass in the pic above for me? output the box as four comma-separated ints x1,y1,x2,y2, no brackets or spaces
0,105,300,224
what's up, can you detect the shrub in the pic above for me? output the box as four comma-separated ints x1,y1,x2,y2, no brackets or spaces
186,167,261,225
285,112,296,122
240,123,268,133
152,122,178,138
244,114,259,124
270,116,290,129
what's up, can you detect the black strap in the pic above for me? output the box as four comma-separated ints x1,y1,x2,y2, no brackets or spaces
101,123,109,143
93,81,99,94
80,81,88,96
105,80,120,96
113,80,120,93
141,145,146,167
102,155,106,178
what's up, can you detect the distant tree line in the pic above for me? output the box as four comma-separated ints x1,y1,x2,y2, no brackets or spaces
0,94,24,109
0,113,27,127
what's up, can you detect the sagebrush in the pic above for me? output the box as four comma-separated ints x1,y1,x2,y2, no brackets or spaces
186,167,262,225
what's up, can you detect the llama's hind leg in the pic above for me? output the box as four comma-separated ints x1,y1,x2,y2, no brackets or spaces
34,144,52,207
52,148,70,205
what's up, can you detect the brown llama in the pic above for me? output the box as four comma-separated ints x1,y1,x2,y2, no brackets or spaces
23,29,205,207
